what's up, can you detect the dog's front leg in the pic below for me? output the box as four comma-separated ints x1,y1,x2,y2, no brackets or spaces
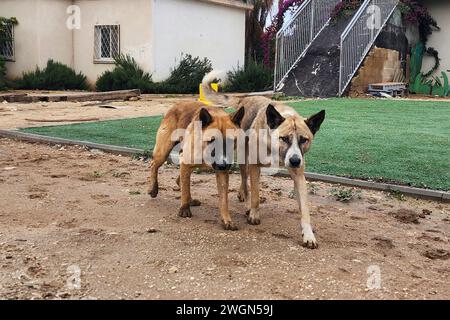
289,168,318,249
178,163,193,218
216,172,237,231
247,164,261,225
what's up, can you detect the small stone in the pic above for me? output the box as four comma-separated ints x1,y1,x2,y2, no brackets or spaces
168,266,178,274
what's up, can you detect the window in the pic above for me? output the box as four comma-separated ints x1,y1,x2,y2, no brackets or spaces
94,25,119,63
0,23,14,61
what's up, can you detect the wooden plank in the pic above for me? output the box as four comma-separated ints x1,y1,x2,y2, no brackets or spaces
1,89,141,103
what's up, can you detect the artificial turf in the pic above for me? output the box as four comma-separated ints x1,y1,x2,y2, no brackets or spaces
21,98,450,190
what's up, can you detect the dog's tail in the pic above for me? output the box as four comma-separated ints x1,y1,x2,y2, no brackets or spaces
201,70,241,109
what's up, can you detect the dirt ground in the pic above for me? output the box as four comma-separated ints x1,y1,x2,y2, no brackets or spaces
0,138,448,300
0,94,193,129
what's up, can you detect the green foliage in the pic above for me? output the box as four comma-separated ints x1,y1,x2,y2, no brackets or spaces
163,54,212,94
0,17,18,90
0,57,6,90
96,54,153,92
224,61,273,93
389,190,406,201
96,54,212,94
329,187,361,202
15,59,87,90
409,44,449,97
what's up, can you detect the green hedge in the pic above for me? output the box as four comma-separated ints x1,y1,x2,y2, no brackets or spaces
224,61,273,93
96,54,212,94
14,60,87,90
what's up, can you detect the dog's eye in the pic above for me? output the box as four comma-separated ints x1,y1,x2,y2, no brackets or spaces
299,136,309,144
207,137,216,144
280,136,290,143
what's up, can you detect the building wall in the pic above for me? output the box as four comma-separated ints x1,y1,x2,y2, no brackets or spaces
422,1,450,75
1,0,248,86
73,0,153,86
151,0,246,81
0,0,73,79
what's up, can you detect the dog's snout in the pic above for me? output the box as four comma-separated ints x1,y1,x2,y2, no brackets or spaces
289,155,301,168
212,162,231,171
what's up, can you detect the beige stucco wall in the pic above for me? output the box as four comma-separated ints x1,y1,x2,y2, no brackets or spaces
422,1,450,75
1,0,248,86
0,0,73,79
151,0,246,81
73,0,153,86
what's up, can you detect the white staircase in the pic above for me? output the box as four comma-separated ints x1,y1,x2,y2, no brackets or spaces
339,0,399,96
273,0,341,91
273,0,399,96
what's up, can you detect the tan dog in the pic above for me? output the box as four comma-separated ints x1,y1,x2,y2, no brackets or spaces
203,78,325,249
147,99,245,230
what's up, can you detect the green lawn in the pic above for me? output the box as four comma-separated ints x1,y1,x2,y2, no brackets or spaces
21,98,450,191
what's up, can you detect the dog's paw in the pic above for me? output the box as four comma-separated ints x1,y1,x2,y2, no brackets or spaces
178,205,192,218
246,209,261,225
302,238,318,249
148,182,158,198
189,199,201,207
247,216,261,225
237,189,248,202
302,223,318,249
223,221,238,231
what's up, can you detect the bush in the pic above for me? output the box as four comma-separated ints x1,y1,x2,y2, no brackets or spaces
0,17,18,90
224,61,273,93
163,54,212,94
96,54,153,92
0,57,6,90
15,60,87,90
96,54,212,94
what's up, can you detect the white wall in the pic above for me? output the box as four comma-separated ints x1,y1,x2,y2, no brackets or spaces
0,0,73,79
422,1,450,76
1,0,247,87
73,0,153,86
151,0,246,81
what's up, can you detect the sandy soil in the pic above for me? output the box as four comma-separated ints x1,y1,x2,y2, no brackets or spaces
0,94,195,129
0,138,448,300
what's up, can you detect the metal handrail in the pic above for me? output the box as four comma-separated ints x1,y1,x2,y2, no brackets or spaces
339,0,399,96
273,0,341,91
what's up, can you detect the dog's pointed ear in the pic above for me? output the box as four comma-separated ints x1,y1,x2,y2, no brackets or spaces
231,107,245,127
266,104,285,129
305,110,325,135
199,108,213,128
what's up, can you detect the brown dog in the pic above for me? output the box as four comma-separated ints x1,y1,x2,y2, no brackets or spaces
147,100,245,230
202,78,325,249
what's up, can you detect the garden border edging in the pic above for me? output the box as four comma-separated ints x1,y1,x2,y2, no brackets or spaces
0,129,448,202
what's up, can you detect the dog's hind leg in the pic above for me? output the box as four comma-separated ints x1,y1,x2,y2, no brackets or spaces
237,164,249,202
289,168,318,249
175,174,201,206
246,164,261,225
147,122,177,198
216,171,237,230
178,163,194,218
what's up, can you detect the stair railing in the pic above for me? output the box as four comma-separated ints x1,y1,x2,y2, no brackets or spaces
339,0,399,96
274,0,341,91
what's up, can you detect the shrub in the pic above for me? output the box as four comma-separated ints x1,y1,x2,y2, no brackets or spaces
0,17,18,90
163,54,212,94
96,54,153,92
0,58,6,90
96,53,212,94
15,59,87,90
224,61,273,93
